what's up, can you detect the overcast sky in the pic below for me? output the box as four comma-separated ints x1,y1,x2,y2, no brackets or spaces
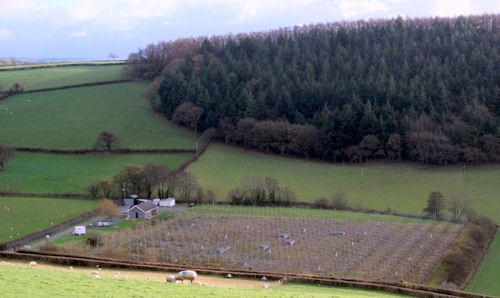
1,0,499,60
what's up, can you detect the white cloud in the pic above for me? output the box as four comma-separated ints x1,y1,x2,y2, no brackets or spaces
431,0,472,17
337,0,389,19
0,28,12,40
70,31,87,37
430,0,500,17
67,0,102,21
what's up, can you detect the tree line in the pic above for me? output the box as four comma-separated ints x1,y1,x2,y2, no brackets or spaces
127,14,500,165
87,163,214,204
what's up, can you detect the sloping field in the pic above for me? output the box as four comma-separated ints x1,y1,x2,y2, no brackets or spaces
0,197,97,242
0,152,192,194
0,82,202,149
0,65,125,90
0,260,406,297
466,232,500,296
189,144,500,222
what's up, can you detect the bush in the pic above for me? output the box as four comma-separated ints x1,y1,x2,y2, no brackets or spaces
86,231,103,247
331,191,347,210
228,188,246,205
39,241,59,252
313,197,330,209
97,198,120,217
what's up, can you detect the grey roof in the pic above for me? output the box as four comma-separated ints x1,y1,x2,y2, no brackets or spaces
130,201,158,213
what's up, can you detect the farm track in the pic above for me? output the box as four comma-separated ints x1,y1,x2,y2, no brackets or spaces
0,249,491,298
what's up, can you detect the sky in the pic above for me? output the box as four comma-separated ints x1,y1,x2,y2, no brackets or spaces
0,0,499,60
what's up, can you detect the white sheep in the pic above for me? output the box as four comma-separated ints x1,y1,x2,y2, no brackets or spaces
123,275,128,279
90,270,100,275
192,280,203,286
174,270,198,284
166,275,176,283
69,266,74,270
28,261,37,268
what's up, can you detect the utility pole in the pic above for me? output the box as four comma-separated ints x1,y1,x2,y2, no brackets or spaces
196,142,199,159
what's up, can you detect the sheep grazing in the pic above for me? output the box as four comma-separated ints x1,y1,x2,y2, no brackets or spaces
123,275,128,279
27,261,37,268
192,280,203,286
174,270,198,284
146,276,151,281
91,270,100,275
114,272,120,278
166,275,176,283
69,266,74,270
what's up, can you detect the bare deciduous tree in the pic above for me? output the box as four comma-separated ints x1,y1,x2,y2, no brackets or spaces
172,102,204,133
93,131,121,150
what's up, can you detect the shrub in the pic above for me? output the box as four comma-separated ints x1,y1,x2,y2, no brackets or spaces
227,188,246,205
97,198,120,217
39,241,59,252
313,197,329,209
331,191,348,210
86,231,103,247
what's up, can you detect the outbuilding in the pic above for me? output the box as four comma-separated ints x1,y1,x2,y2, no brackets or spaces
159,198,175,207
126,201,158,220
123,194,139,207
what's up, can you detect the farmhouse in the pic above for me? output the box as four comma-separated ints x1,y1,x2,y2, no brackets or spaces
126,201,158,220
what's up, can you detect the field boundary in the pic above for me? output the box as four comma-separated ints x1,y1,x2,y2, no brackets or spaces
0,250,491,298
24,79,134,93
464,229,499,289
0,62,126,71
0,192,89,199
0,209,98,251
13,147,196,154
0,79,134,102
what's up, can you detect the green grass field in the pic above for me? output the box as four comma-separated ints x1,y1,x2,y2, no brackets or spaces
189,144,500,222
0,197,97,242
0,152,193,193
0,65,125,90
0,265,405,297
193,205,450,225
0,82,202,149
466,232,500,296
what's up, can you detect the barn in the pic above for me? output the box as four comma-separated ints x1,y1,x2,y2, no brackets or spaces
126,201,158,220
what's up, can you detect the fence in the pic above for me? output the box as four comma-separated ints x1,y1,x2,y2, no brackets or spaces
0,209,98,251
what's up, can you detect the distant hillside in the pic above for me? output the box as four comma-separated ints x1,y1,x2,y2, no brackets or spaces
127,14,500,165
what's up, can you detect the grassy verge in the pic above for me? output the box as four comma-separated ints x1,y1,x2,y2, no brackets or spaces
0,82,202,149
0,264,406,297
189,144,500,222
0,197,97,243
0,152,193,193
0,65,125,90
466,232,500,296
192,205,451,225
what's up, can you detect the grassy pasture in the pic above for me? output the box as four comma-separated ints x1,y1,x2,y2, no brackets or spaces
466,232,500,296
0,263,405,297
0,61,124,69
0,197,97,243
0,65,125,90
189,144,500,222
194,205,447,225
0,82,202,149
0,152,192,194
